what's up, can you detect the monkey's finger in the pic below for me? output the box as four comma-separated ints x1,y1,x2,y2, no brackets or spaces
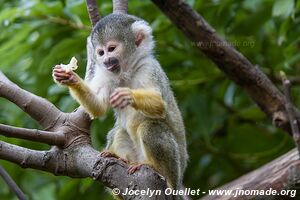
54,68,74,75
53,76,70,82
111,96,131,108
110,88,131,99
113,100,131,109
100,151,117,158
119,99,132,109
54,77,69,82
100,152,110,157
53,68,70,74
110,92,131,103
53,72,71,78
110,91,121,100
53,74,69,80
53,69,65,74
60,80,72,85
127,164,143,174
55,76,76,84
110,93,122,104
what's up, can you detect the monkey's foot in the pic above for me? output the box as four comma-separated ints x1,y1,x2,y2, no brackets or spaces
100,151,128,163
128,164,145,174
100,151,116,158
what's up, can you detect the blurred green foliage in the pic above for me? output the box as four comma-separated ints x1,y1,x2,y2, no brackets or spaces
0,0,299,199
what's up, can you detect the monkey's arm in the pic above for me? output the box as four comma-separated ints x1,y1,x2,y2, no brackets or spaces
53,66,108,119
68,76,108,119
110,87,166,119
131,89,166,118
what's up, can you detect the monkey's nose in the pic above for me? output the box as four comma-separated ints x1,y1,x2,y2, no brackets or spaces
104,57,120,72
104,57,119,67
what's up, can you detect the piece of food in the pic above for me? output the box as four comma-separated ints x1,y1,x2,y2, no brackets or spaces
61,57,78,73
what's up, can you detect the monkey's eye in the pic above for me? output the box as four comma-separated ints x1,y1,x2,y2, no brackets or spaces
98,50,104,56
108,46,116,52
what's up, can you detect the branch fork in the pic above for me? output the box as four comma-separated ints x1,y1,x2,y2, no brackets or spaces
0,70,169,199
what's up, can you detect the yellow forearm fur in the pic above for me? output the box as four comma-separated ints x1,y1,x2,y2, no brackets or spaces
69,76,106,119
131,89,166,118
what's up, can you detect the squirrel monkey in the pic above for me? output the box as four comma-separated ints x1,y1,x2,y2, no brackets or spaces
52,14,188,190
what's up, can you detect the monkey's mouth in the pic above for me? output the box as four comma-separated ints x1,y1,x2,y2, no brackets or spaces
106,64,120,72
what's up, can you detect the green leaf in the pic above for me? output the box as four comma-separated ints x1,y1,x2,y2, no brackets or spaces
30,1,64,17
48,84,67,96
39,37,85,74
0,43,31,70
272,0,294,18
0,7,24,25
32,183,56,200
57,180,79,200
65,0,86,24
0,25,34,54
277,18,291,45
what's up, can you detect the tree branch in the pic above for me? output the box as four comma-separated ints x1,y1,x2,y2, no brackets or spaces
44,15,90,30
202,148,300,199
0,124,65,146
0,71,62,129
0,165,27,200
151,0,298,133
281,72,300,156
0,140,171,199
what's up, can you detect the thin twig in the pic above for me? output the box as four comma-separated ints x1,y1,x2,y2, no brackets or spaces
0,124,65,146
0,165,27,200
280,71,300,157
46,16,90,30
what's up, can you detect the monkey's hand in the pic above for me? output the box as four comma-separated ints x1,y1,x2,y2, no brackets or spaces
52,65,79,86
110,87,134,109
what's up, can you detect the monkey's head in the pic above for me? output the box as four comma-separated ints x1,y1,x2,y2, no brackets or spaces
91,14,154,74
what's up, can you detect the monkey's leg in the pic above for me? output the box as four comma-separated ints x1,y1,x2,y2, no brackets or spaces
137,120,181,189
104,127,136,164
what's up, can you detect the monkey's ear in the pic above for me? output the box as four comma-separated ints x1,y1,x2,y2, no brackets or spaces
131,21,154,49
135,32,145,47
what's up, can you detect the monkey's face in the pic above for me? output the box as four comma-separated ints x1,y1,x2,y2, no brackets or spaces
95,41,125,73
92,14,154,74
